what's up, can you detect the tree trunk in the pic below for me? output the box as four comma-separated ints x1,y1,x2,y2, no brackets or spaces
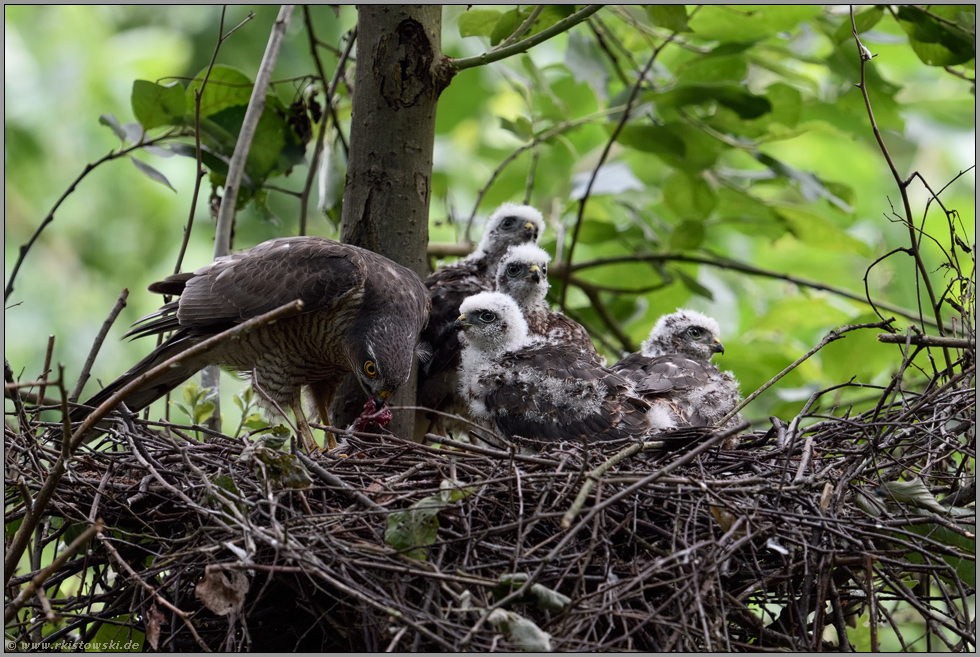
332,5,453,438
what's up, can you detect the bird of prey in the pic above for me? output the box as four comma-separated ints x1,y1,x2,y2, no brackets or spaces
455,292,654,450
76,236,431,450
415,203,545,439
494,244,602,364
611,309,741,434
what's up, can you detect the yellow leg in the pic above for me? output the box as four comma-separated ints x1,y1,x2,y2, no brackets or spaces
291,402,321,452
312,398,337,450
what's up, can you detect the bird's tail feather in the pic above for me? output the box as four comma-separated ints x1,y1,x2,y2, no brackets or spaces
71,336,208,425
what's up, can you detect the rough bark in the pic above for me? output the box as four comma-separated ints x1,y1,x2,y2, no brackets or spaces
332,5,453,438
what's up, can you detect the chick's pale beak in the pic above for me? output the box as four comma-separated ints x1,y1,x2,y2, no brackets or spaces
711,339,725,355
453,314,467,331
528,264,542,284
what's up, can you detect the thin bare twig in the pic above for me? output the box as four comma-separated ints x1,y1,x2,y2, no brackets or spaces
849,8,950,367
175,8,254,277
206,5,295,430
877,333,974,349
552,253,940,329
452,5,603,72
214,5,295,255
5,133,178,302
3,300,303,583
5,520,103,626
70,289,129,402
717,320,894,426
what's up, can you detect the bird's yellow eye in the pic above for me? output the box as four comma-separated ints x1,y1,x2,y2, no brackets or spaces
364,361,378,377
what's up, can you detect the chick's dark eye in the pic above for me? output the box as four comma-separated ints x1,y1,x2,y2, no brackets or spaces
506,264,522,277
687,327,702,338
500,217,516,229
479,310,497,323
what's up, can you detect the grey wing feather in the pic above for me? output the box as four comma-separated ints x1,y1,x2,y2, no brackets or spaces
175,237,365,327
484,345,651,445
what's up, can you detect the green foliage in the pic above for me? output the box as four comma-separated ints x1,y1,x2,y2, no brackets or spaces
246,445,313,490
384,480,475,560
646,6,690,33
231,385,268,437
492,573,572,611
4,4,975,438
92,618,144,651
487,608,553,652
132,80,186,130
895,5,976,66
173,380,215,428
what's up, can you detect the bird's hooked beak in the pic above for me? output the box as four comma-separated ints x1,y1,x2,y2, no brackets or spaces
521,221,539,240
453,314,468,331
374,389,391,410
711,338,725,355
528,264,542,284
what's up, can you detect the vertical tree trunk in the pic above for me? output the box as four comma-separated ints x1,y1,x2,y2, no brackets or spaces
333,5,453,438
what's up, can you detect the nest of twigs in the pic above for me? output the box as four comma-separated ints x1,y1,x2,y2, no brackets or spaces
4,337,975,653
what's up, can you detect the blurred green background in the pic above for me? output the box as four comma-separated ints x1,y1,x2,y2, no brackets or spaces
4,5,975,430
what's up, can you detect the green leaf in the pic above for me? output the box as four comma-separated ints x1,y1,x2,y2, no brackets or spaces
93,617,143,651
614,124,686,158
257,432,288,450
527,5,575,36
318,135,347,218
675,269,713,299
492,574,571,611
186,65,253,119
655,123,723,172
764,83,803,128
500,116,533,141
881,478,949,515
244,415,268,431
183,381,199,405
669,219,705,251
576,220,619,244
651,84,772,119
896,5,976,67
131,79,186,130
130,157,176,192
900,502,976,589
193,400,215,425
688,5,823,42
756,153,854,212
647,5,689,33
490,9,523,46
458,9,502,38
713,187,787,238
755,298,852,333
99,113,127,141
488,609,552,652
565,32,610,100
384,480,475,560
833,6,884,43
5,517,23,538
249,446,313,489
118,121,145,145
676,55,748,85
775,206,871,256
202,474,246,516
663,172,716,220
